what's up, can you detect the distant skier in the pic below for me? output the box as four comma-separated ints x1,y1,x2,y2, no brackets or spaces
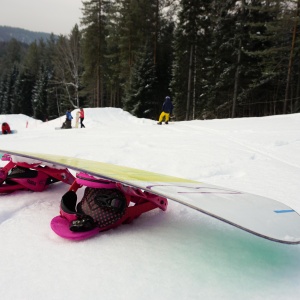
62,109,73,129
157,96,174,125
79,107,85,128
1,122,11,134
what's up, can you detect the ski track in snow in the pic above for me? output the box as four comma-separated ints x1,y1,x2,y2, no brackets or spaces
178,122,300,170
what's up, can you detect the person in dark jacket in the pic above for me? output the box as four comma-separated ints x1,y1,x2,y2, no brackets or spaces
157,96,174,125
62,109,73,129
1,122,11,134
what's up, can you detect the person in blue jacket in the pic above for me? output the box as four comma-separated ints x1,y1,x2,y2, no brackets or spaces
62,109,73,129
157,96,173,125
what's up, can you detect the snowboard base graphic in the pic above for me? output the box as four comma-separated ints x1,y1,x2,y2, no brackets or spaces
1,148,300,244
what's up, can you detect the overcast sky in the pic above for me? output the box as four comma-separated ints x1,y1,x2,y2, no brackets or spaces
0,0,83,35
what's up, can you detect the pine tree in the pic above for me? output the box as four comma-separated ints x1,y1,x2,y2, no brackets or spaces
44,34,60,119
12,71,22,114
118,0,175,118
118,0,165,117
0,38,25,72
205,0,239,118
81,0,109,107
171,0,211,120
17,70,35,116
31,65,48,121
19,40,45,116
0,74,7,113
2,66,19,114
123,44,158,118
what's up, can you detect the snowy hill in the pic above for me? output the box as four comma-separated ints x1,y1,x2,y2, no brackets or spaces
1,108,300,300
0,25,53,44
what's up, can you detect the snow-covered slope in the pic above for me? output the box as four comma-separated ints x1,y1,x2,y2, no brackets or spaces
1,108,300,300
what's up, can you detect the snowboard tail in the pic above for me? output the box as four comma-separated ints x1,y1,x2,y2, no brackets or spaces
1,148,300,244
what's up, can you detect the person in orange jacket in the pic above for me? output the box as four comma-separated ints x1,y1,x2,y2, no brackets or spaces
79,107,85,128
1,122,11,134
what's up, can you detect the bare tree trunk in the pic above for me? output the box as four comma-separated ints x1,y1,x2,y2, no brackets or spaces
97,67,101,107
153,0,159,65
186,44,193,120
193,46,197,120
53,28,82,109
283,0,299,114
296,62,300,112
101,78,104,107
232,0,245,118
97,0,102,107
232,38,242,118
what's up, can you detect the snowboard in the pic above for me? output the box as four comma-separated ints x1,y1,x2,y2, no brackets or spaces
75,111,80,128
0,130,17,135
1,148,300,244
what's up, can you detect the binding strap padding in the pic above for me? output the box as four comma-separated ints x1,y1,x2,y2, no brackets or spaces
77,187,127,228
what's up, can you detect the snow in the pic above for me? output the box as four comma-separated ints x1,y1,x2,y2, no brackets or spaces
0,108,300,300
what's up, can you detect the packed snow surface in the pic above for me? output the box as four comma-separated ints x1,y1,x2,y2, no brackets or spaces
1,108,300,300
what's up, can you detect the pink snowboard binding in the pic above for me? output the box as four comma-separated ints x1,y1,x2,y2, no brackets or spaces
0,154,75,193
51,172,168,240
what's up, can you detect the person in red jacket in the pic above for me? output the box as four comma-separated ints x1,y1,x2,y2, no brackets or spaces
79,107,85,128
1,122,11,134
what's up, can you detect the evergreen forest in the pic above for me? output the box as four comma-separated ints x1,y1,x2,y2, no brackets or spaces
0,0,299,122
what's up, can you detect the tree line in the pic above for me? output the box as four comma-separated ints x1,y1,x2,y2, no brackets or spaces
0,0,299,122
